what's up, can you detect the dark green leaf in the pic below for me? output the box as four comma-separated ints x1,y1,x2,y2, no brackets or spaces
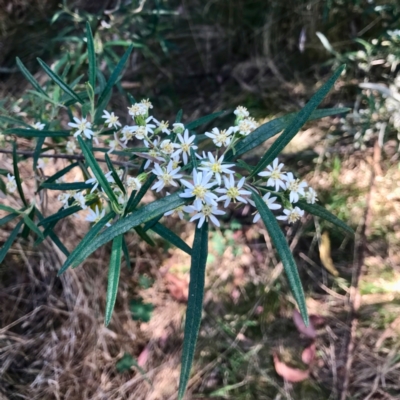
58,210,115,275
39,162,79,187
185,111,225,130
251,191,308,324
37,58,84,104
151,222,192,255
226,107,350,161
16,57,49,98
86,22,96,90
77,136,118,204
40,182,93,191
134,226,155,246
0,219,24,264
12,142,27,206
105,153,125,194
33,137,46,171
178,221,209,400
130,298,153,322
61,192,186,270
105,234,123,326
0,204,21,214
20,207,35,240
175,109,183,123
23,213,44,240
0,115,32,128
94,44,134,122
122,236,131,270
125,174,156,215
250,66,345,177
0,213,19,227
6,128,70,138
295,200,354,235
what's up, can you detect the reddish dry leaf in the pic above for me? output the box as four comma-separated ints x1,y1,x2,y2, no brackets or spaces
273,353,310,382
165,273,188,302
293,309,316,339
301,343,316,365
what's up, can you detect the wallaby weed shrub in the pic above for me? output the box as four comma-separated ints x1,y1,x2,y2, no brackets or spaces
0,22,353,398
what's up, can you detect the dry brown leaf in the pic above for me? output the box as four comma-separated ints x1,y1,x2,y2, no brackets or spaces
165,273,189,302
273,353,310,382
319,231,339,277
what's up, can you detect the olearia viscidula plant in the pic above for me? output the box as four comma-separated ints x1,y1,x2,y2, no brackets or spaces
0,22,354,399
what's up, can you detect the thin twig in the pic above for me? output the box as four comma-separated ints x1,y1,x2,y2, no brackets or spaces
339,140,379,400
0,148,137,168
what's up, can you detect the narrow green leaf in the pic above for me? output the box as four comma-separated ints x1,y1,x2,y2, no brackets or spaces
127,93,136,105
0,115,32,128
250,66,345,177
105,153,125,194
12,142,27,206
151,222,192,255
21,207,35,239
38,198,97,227
143,215,163,232
86,22,96,90
61,192,186,270
77,136,118,205
125,174,156,215
122,236,131,270
58,210,115,275
175,109,183,123
39,162,79,187
37,58,84,104
0,204,21,214
185,111,225,130
6,128,70,138
0,213,19,227
134,226,155,246
0,219,24,264
23,213,44,240
16,57,48,98
178,221,209,399
295,200,354,235
226,107,350,161
40,182,93,191
105,234,123,326
251,191,308,324
94,44,134,122
33,137,46,171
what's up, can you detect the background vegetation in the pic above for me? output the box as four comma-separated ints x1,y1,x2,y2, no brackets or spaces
1,0,400,399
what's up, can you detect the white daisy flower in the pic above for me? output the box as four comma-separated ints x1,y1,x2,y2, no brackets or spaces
141,98,153,110
171,129,198,165
85,205,106,223
143,138,165,169
33,121,45,130
180,169,218,209
127,176,142,191
37,158,47,170
6,174,17,193
154,119,170,135
258,158,287,191
198,152,235,185
237,117,258,136
108,140,117,154
172,122,185,134
85,176,99,193
151,160,183,193
284,172,308,203
205,126,237,147
216,175,252,208
132,117,156,139
234,106,250,119
160,139,175,155
186,202,225,228
120,125,135,144
102,110,122,129
277,206,304,224
74,192,87,209
252,192,282,223
68,117,94,140
305,187,318,204
57,192,71,209
128,103,147,117
66,140,77,154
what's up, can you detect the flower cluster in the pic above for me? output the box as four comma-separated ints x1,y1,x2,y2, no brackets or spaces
5,101,317,229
